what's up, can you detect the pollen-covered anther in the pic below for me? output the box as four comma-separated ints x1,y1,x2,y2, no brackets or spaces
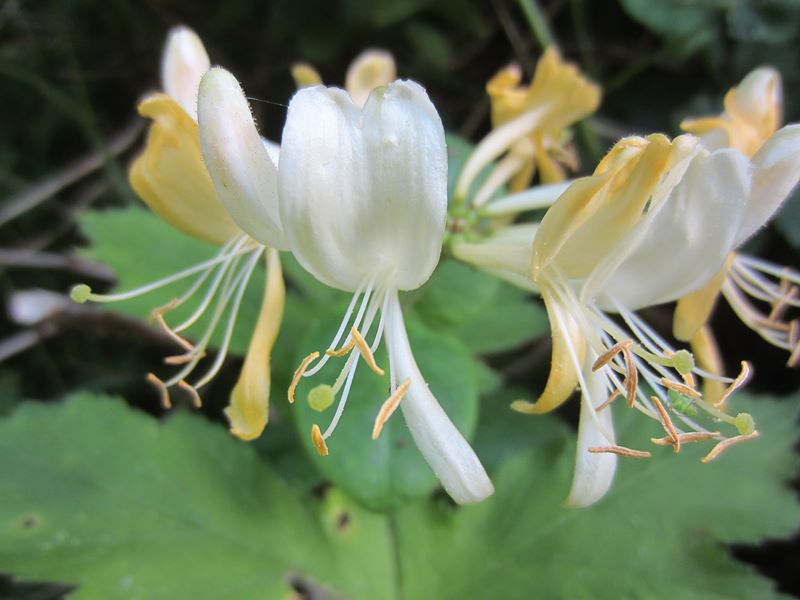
588,445,651,459
768,278,798,321
311,424,329,456
289,351,320,403
163,351,204,365
592,340,637,407
178,380,202,408
651,431,721,446
351,326,385,376
701,430,760,463
713,361,752,408
151,303,195,353
325,338,355,358
595,388,621,413
659,377,702,398
372,379,411,440
146,372,172,409
650,395,681,453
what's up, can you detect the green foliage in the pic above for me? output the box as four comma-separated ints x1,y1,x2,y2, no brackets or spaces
1,392,796,598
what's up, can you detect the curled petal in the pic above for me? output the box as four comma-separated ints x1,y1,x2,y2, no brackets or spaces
345,49,396,107
161,26,210,120
565,358,617,507
129,94,239,245
225,249,285,441
385,294,493,504
198,67,287,249
736,124,800,245
594,146,750,310
512,295,583,414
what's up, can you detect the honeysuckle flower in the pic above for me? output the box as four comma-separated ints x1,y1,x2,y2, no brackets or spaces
514,133,764,507
71,27,286,441
235,79,489,504
290,49,397,108
453,48,600,209
673,68,800,375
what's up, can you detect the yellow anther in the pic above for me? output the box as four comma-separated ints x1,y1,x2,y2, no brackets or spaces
289,352,320,404
588,445,651,459
701,430,759,463
650,431,721,446
150,302,196,353
311,424,329,456
146,372,171,409
788,320,800,368
325,338,355,357
681,371,698,389
163,351,202,365
351,326,385,376
650,395,680,453
592,340,637,406
372,379,411,440
713,361,752,408
178,380,202,408
659,377,701,398
595,388,622,413
769,279,797,321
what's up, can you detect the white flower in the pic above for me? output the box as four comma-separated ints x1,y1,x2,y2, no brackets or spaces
204,76,493,504
516,133,761,506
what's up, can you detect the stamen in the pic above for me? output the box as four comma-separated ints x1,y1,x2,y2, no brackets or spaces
351,326,385,376
651,431,721,445
701,430,760,463
713,361,752,408
311,424,329,456
146,373,171,409
592,340,637,407
152,308,196,352
163,351,204,365
591,340,631,370
289,352,320,403
588,445,651,458
788,320,800,367
594,388,621,413
659,377,701,398
650,395,680,453
372,379,411,439
178,380,202,408
326,338,355,357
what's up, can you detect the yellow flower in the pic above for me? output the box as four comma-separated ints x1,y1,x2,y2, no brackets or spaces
454,48,600,208
73,27,286,442
673,68,800,380
291,49,397,107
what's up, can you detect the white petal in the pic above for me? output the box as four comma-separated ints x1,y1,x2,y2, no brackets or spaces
736,124,800,245
279,81,447,292
198,68,287,249
565,357,617,507
735,67,782,125
385,294,493,504
594,148,751,310
161,26,210,121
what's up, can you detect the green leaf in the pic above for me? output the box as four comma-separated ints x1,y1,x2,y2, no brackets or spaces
395,393,800,599
78,207,266,356
452,283,548,354
618,0,720,40
0,394,396,599
412,259,500,328
289,302,481,510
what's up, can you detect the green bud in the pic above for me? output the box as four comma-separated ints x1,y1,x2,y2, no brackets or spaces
308,384,335,412
70,284,92,304
735,412,756,436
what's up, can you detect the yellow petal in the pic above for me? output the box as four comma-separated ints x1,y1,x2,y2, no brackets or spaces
512,294,584,414
533,137,567,185
673,255,733,341
532,134,680,281
129,94,240,245
345,49,397,107
291,62,323,88
689,325,726,405
225,249,285,441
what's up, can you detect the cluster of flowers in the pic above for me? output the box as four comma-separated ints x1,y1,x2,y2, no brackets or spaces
72,27,800,507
